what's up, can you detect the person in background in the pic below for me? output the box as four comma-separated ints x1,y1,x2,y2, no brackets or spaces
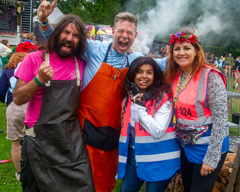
0,41,12,76
0,41,12,134
205,52,210,62
166,31,229,192
0,39,12,134
13,14,94,192
235,56,240,69
1,40,12,70
214,57,218,67
15,33,38,53
118,57,180,192
0,52,28,180
217,56,225,74
208,53,215,64
233,66,239,90
225,53,235,76
1,39,10,48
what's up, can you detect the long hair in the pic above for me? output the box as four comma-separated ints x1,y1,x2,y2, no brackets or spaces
165,31,206,83
40,14,87,60
4,52,28,69
123,56,173,109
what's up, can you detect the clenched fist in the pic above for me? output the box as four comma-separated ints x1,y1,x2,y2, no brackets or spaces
38,61,54,82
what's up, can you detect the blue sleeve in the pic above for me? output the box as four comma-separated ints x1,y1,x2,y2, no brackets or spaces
42,25,54,39
0,72,9,103
128,53,167,71
153,57,167,71
223,61,225,67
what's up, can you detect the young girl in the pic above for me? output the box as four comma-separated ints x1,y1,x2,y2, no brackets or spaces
118,56,181,192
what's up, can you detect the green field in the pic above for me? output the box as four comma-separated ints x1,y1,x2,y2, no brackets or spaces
0,103,22,192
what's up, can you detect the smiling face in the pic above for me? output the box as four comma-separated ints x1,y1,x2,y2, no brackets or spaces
112,20,137,54
134,64,154,94
56,23,80,57
173,41,197,74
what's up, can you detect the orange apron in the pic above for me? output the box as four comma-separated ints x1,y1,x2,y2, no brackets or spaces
79,43,129,192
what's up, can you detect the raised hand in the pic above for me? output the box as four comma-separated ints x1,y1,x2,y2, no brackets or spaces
186,27,196,35
38,61,54,82
37,0,58,22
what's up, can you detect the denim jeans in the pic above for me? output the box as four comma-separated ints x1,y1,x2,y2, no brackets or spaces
120,147,172,192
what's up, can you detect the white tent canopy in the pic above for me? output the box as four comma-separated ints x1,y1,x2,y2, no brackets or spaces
33,7,64,24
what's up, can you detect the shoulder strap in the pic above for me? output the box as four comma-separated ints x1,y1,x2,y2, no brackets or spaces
44,53,81,87
103,43,113,63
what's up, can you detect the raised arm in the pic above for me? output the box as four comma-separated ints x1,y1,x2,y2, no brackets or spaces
37,0,58,31
13,62,54,105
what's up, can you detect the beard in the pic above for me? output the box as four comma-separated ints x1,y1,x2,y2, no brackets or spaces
55,39,78,58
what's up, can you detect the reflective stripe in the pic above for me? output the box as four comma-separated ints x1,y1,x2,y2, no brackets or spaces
136,150,180,162
177,116,212,127
119,155,127,163
135,132,175,144
119,135,127,143
196,136,210,144
195,68,207,117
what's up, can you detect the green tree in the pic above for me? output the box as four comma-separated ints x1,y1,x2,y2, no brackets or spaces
72,0,121,26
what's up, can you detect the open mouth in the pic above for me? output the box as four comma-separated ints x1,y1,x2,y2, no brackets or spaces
119,41,128,49
62,43,72,52
139,80,148,85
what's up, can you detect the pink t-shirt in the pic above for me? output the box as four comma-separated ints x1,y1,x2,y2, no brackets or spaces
15,51,85,127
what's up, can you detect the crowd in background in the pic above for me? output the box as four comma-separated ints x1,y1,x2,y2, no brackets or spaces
0,33,38,180
205,51,240,75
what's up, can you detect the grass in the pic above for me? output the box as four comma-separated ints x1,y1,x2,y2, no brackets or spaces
0,98,238,192
0,103,22,192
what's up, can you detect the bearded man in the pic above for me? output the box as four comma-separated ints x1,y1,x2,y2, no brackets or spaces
13,14,95,192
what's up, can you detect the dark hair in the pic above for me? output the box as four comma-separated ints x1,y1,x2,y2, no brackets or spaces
40,14,87,59
1,40,8,46
123,56,173,109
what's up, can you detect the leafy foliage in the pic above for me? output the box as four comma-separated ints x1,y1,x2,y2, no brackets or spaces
32,0,240,52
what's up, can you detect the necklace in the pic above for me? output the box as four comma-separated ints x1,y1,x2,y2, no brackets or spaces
110,48,128,80
173,70,192,124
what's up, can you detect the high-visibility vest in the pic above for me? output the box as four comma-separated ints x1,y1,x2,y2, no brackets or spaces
172,67,229,164
118,94,181,181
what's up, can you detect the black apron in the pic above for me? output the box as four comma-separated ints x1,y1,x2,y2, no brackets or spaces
24,54,95,192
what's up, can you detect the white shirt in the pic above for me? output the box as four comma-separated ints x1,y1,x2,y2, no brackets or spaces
0,43,12,58
131,100,173,139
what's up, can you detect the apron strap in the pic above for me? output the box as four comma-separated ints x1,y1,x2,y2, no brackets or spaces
126,56,129,67
74,56,81,86
44,53,81,87
103,43,113,63
45,53,51,87
103,43,129,67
